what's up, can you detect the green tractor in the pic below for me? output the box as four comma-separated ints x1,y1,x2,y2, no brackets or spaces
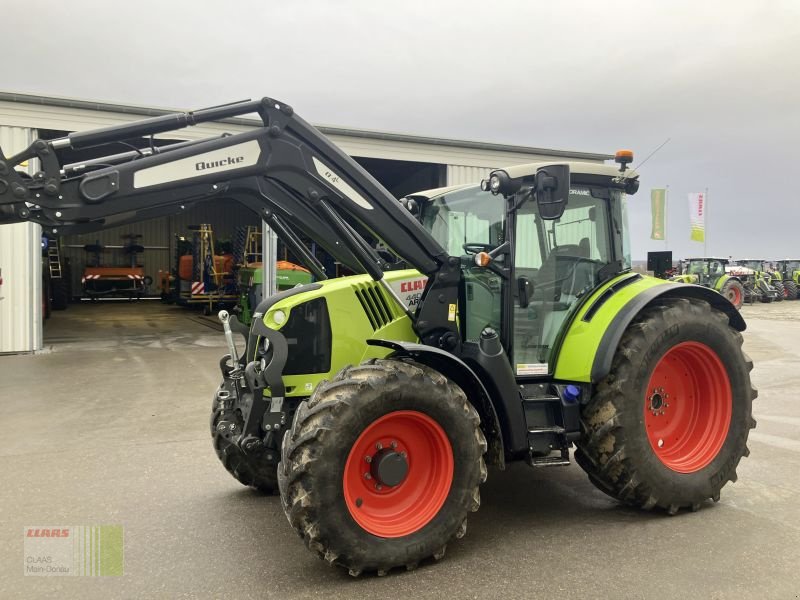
731,259,783,302
0,99,757,576
774,260,800,300
670,257,745,309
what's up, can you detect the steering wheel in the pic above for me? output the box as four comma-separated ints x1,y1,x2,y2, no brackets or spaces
463,242,496,255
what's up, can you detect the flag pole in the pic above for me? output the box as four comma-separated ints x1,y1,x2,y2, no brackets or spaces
664,185,669,251
704,187,709,256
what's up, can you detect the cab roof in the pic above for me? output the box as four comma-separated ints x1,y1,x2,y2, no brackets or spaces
684,257,731,261
404,160,632,202
501,160,636,180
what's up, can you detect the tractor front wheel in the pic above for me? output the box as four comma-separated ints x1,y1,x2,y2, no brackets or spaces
575,298,756,514
278,358,487,576
210,396,279,493
720,279,744,310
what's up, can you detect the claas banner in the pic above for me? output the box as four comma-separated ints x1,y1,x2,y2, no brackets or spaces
689,191,706,242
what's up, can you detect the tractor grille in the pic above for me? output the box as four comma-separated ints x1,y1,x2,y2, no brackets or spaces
354,283,393,330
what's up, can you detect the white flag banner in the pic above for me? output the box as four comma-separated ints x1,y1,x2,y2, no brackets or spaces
688,192,705,242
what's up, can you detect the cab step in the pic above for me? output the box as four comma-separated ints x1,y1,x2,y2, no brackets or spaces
527,447,571,468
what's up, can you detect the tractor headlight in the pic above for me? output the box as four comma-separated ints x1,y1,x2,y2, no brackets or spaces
489,174,502,194
273,310,287,325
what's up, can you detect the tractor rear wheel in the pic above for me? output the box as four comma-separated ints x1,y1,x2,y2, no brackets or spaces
210,396,279,493
278,358,487,576
574,298,756,514
720,279,744,309
783,280,797,300
773,281,785,301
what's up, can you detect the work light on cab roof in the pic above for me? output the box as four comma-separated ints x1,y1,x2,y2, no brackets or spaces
615,149,634,171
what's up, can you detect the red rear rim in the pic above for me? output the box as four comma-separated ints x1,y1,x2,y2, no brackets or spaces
783,286,789,298
644,342,732,473
343,410,453,538
730,286,742,306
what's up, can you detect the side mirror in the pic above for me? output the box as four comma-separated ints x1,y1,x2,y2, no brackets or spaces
535,164,570,220
518,276,534,308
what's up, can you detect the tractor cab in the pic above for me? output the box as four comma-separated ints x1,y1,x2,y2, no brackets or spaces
735,259,768,274
777,259,800,281
682,257,729,287
417,161,634,375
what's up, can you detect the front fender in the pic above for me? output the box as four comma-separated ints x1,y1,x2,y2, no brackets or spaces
713,273,730,291
553,274,745,384
367,339,507,468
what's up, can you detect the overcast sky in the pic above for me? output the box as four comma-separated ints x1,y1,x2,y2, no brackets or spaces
3,0,799,259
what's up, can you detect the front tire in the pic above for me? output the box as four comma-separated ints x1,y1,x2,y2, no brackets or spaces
278,358,487,576
574,298,756,514
210,396,279,493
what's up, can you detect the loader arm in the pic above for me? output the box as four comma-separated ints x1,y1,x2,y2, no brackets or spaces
0,97,461,348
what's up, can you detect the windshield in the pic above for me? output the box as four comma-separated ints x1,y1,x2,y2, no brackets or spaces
420,186,505,255
687,259,725,277
783,261,800,271
740,260,764,271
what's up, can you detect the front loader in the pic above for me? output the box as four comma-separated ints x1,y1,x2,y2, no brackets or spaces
0,97,756,576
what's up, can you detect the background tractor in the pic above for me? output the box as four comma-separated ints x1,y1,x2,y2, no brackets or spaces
774,260,800,300
0,97,756,577
670,257,745,309
731,259,783,302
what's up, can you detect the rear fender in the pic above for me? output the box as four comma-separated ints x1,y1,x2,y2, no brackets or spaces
553,274,745,384
590,284,745,383
367,339,506,468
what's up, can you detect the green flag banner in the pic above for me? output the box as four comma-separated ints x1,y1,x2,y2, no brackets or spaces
650,189,666,240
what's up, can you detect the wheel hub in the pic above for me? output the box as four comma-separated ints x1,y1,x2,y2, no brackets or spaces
370,449,409,487
648,388,669,415
343,410,454,538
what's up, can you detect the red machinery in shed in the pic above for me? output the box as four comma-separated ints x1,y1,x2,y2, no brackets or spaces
81,234,151,300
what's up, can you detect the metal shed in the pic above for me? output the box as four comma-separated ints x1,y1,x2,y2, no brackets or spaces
0,92,611,353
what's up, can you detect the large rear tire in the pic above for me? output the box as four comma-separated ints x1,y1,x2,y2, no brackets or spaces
574,298,756,514
210,396,279,493
782,280,797,300
719,279,744,310
278,358,487,576
773,281,785,301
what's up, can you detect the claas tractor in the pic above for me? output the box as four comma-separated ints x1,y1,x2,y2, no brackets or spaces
0,97,756,576
732,259,783,302
773,260,800,300
670,257,745,309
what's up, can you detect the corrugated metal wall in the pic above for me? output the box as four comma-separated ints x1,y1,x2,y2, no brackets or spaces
446,165,497,186
0,126,42,353
61,200,261,295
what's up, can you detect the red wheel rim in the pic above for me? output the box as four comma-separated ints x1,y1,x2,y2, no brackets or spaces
343,410,453,538
644,342,732,473
730,286,742,306
783,286,789,298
